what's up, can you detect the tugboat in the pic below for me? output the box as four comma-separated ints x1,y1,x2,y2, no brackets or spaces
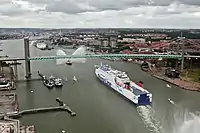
49,75,63,87
54,78,63,87
38,71,63,88
43,78,54,88
38,71,55,88
66,60,72,65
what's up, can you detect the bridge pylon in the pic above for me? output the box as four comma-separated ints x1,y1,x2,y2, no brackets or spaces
24,38,32,80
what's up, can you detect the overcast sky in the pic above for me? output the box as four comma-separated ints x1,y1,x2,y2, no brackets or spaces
0,0,200,28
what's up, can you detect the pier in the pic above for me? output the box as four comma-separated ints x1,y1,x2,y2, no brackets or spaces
0,98,76,119
19,104,76,116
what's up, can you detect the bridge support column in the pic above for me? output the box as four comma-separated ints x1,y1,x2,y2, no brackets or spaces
24,38,32,80
13,60,18,81
180,42,185,73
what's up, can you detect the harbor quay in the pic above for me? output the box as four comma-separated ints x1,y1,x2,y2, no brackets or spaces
0,64,36,133
0,65,16,91
0,64,76,132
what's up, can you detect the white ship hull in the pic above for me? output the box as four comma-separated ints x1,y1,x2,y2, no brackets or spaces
95,64,152,105
36,43,47,50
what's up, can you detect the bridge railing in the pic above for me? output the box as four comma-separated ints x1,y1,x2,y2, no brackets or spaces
29,54,183,60
0,54,199,61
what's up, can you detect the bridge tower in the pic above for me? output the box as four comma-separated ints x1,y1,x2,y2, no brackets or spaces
179,32,185,72
24,38,32,79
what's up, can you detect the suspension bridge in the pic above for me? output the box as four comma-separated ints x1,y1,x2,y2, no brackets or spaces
0,38,199,80
0,54,200,62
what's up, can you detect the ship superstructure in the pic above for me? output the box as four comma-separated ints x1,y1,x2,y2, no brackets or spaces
95,63,152,105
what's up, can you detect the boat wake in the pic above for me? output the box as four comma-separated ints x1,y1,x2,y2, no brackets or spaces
171,110,200,133
137,104,200,133
136,105,164,133
56,46,87,65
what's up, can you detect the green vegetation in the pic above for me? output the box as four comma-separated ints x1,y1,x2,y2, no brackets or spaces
181,69,200,83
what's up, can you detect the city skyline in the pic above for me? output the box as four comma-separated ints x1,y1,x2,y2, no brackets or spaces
0,0,200,28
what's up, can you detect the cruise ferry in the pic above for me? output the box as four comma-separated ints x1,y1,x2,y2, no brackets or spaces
95,63,152,105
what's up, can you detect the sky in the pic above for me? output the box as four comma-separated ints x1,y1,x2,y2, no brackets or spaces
0,0,200,28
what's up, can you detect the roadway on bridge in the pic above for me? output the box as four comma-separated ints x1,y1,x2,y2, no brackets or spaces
0,54,200,61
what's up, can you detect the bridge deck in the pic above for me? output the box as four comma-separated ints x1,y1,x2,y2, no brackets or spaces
0,54,199,61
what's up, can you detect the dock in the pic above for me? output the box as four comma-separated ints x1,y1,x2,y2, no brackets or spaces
0,98,76,119
19,104,76,116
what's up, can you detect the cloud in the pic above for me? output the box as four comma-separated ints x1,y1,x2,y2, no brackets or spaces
45,0,97,14
24,0,200,13
0,0,199,28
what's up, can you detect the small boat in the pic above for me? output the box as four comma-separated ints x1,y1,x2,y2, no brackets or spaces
38,71,63,88
94,65,99,69
166,84,171,88
168,98,175,105
38,71,55,88
43,79,54,88
54,78,63,87
49,75,56,80
66,60,72,65
73,76,77,83
49,75,63,87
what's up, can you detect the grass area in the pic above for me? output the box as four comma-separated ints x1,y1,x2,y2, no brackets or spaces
181,69,200,83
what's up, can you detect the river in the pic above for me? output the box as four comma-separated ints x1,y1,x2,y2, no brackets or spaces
0,39,200,133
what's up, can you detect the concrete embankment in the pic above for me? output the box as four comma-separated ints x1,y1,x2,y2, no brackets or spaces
20,107,65,115
152,74,200,92
133,61,200,92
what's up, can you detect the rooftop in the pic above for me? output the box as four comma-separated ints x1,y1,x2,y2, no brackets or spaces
0,118,35,133
20,125,35,133
0,93,18,114
0,119,19,133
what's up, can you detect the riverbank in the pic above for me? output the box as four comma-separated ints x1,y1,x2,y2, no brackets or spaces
147,66,200,92
0,66,16,91
0,65,36,133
